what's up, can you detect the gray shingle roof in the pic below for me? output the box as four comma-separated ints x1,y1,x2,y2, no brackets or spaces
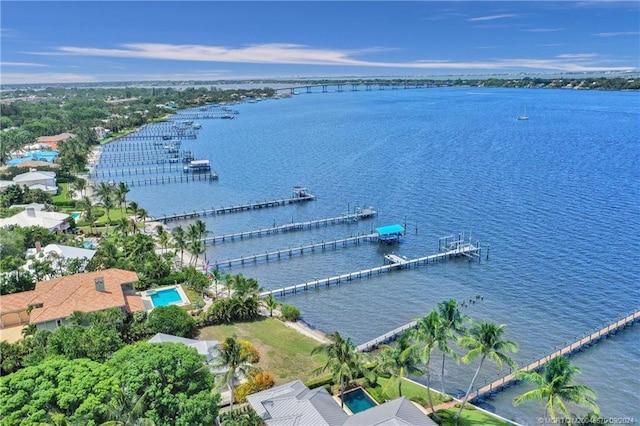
343,397,436,426
246,381,435,426
246,380,348,425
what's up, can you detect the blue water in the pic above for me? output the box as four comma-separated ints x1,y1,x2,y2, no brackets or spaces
341,387,377,413
150,287,183,308
97,87,640,424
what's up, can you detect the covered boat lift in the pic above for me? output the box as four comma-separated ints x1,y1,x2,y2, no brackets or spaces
375,224,405,244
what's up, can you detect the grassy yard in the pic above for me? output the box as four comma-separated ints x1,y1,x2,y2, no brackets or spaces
199,318,327,384
435,407,516,426
368,376,451,407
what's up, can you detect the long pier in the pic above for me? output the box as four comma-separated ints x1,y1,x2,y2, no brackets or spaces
91,164,186,178
213,233,378,269
114,172,218,187
260,243,480,298
150,192,316,223
201,208,376,245
465,308,640,403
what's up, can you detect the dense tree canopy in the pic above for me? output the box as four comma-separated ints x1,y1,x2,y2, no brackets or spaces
107,342,219,425
0,356,119,425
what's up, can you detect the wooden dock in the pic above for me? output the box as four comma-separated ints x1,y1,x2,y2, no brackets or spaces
91,164,185,178
356,321,418,352
465,307,640,403
150,193,316,223
201,208,377,245
260,243,480,298
108,172,218,188
213,233,378,269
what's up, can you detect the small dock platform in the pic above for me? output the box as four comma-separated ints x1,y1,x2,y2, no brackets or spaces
260,241,481,298
213,233,378,269
150,187,316,223
201,208,376,245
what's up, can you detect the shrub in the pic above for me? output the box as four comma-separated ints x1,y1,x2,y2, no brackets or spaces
280,304,300,322
239,339,260,363
233,371,275,403
147,305,197,338
305,374,334,389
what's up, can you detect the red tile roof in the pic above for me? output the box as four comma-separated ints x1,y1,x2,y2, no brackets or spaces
0,269,142,325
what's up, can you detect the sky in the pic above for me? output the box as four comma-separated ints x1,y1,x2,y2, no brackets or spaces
1,1,639,84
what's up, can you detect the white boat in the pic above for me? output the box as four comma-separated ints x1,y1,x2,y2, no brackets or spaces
517,106,529,120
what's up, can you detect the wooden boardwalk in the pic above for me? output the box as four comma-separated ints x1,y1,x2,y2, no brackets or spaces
260,243,480,298
150,193,316,223
214,233,378,269
201,208,376,245
466,307,640,403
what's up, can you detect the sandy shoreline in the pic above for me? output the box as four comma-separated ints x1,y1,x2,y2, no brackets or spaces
282,318,332,345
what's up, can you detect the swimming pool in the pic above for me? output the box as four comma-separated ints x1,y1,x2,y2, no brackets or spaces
149,287,184,308
71,212,81,220
341,387,377,414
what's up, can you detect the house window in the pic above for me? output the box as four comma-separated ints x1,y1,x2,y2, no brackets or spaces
56,319,62,327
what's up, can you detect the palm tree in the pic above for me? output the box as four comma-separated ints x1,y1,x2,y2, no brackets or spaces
135,208,149,233
514,356,599,420
222,272,234,297
455,321,519,420
158,232,171,253
311,331,364,407
114,182,130,216
193,219,209,239
408,310,443,417
172,226,187,265
80,195,97,235
188,239,204,266
437,299,467,394
212,335,261,409
100,386,155,426
70,178,87,198
100,193,115,234
262,294,279,317
212,268,223,298
375,334,423,398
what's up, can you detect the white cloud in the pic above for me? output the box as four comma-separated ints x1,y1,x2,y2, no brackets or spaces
594,31,640,37
556,53,598,59
2,62,49,67
1,73,97,84
468,14,519,22
39,43,380,67
12,42,636,84
523,28,565,33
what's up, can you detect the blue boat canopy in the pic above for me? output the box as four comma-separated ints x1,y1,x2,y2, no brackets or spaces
375,224,405,236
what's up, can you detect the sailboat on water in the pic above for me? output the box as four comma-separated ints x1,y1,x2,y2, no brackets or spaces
517,106,529,120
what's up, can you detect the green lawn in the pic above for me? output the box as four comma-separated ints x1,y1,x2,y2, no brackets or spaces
199,318,327,384
435,407,515,426
368,376,450,407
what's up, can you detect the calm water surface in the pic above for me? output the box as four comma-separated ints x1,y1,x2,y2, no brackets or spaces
98,87,640,424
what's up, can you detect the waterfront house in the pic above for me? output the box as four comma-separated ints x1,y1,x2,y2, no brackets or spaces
35,132,76,150
12,169,58,194
246,380,435,425
0,269,143,331
0,205,70,233
24,243,96,276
